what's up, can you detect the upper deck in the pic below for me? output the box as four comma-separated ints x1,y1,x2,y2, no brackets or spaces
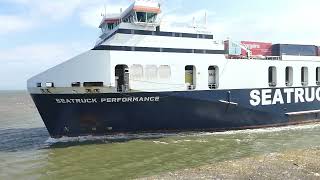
27,0,320,94
95,0,320,62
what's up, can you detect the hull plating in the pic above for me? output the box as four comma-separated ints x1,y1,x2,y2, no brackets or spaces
30,89,320,138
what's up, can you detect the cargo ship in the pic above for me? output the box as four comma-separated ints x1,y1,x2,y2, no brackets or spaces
28,0,320,138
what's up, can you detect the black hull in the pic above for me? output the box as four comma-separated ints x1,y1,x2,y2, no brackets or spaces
31,88,320,138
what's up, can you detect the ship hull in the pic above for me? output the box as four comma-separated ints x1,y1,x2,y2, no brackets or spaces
31,88,320,138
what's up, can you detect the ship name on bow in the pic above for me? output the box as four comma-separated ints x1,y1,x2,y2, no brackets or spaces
250,87,320,106
55,96,160,104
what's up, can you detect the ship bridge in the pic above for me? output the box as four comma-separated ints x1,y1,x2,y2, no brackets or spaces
98,0,161,34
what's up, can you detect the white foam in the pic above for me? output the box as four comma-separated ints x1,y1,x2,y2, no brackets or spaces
45,133,180,145
198,122,320,136
153,141,169,145
45,123,320,144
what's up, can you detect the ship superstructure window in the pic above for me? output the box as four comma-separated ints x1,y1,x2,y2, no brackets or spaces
285,67,293,87
45,82,54,88
268,66,277,87
158,65,171,80
185,65,196,90
71,82,81,87
36,83,42,87
136,12,147,22
136,12,157,23
83,82,104,87
301,67,308,86
145,65,158,80
115,65,129,92
108,23,115,30
130,64,144,80
146,13,157,23
99,18,120,33
208,66,219,89
316,67,320,85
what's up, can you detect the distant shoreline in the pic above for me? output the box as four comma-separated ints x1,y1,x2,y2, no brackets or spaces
0,90,27,93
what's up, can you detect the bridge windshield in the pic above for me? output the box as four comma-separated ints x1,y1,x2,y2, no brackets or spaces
136,12,157,23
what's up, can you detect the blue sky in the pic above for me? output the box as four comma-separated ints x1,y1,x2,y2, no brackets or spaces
0,0,319,90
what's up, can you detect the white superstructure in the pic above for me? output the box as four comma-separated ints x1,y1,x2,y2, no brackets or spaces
27,0,320,95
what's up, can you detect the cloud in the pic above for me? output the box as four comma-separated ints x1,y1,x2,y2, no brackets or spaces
0,42,93,68
0,15,36,34
161,9,214,27
204,0,320,44
1,0,104,23
0,43,90,89
80,4,127,28
34,0,84,21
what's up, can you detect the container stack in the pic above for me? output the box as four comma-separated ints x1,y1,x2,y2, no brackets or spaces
272,44,317,56
225,41,272,58
241,41,272,57
225,40,320,58
224,40,241,56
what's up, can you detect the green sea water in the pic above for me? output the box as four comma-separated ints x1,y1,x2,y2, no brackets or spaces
1,91,320,180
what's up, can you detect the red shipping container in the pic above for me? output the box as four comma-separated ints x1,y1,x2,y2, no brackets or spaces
241,41,272,56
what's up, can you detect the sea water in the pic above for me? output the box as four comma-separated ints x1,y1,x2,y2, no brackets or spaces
1,91,320,179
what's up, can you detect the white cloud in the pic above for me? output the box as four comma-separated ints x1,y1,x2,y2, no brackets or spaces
4,0,123,21
0,43,91,89
80,4,127,28
161,9,214,27
0,0,111,34
204,1,320,44
0,15,35,34
34,0,83,21
0,42,93,68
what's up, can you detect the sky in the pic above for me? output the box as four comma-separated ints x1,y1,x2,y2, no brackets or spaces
0,0,319,90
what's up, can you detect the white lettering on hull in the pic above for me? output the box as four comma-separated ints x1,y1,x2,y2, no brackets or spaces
55,96,160,104
250,87,320,106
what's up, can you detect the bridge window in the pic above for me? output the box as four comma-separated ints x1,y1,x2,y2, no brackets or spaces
83,82,104,87
130,64,144,80
107,23,115,30
285,67,293,87
301,67,308,86
136,12,157,23
145,65,158,80
136,12,147,22
268,66,277,87
147,13,157,23
72,82,81,87
317,67,320,85
158,65,171,80
36,83,42,87
45,82,54,88
185,65,196,90
208,66,219,89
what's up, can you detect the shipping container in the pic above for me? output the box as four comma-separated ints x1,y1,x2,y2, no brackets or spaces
272,44,317,56
240,41,272,56
224,40,242,55
317,46,320,56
